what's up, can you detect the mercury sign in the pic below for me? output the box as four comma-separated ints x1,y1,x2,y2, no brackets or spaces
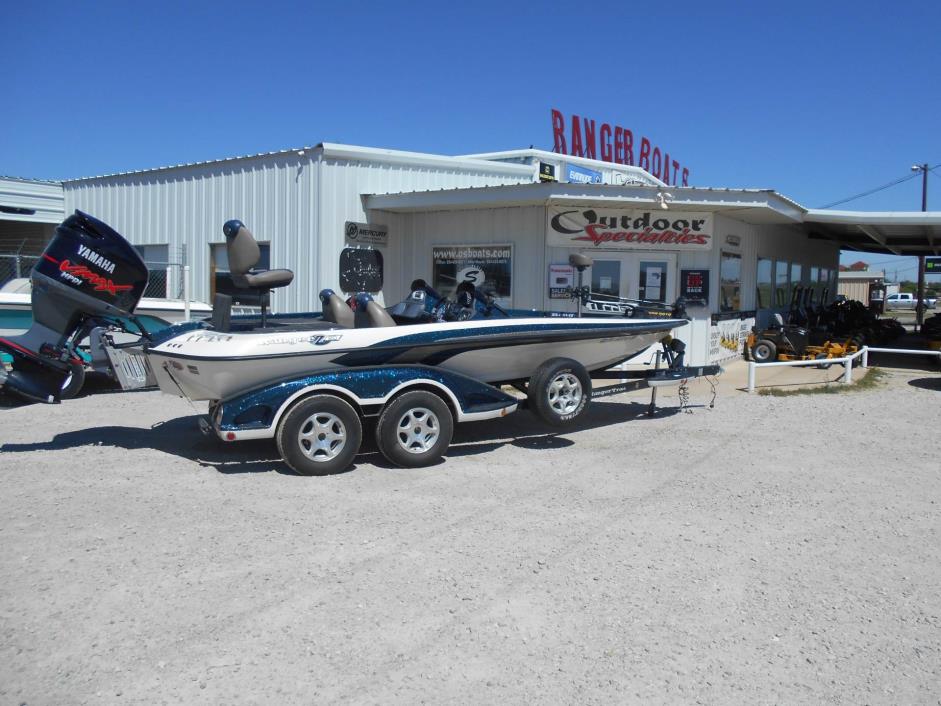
547,207,713,251
344,221,388,246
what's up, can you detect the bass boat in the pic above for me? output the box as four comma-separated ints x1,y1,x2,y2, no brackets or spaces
0,212,722,477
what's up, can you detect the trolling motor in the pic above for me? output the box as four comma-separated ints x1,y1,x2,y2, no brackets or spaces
0,211,149,403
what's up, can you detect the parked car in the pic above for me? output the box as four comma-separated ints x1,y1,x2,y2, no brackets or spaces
885,292,937,310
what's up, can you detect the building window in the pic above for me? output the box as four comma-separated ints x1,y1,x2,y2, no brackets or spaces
133,244,170,298
431,245,512,300
591,260,622,297
756,258,773,308
810,266,820,303
821,268,834,303
720,252,742,312
210,241,270,304
775,260,789,306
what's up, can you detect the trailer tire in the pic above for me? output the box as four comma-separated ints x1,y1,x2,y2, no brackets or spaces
277,395,362,476
59,361,86,400
750,339,777,364
376,390,453,468
528,357,591,427
814,353,833,370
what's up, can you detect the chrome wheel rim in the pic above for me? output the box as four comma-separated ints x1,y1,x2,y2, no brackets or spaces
548,373,582,415
395,407,440,454
297,412,347,462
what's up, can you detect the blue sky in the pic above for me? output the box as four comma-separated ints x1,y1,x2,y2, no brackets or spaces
3,1,939,279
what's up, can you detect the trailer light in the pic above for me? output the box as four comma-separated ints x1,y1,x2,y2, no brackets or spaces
225,432,236,441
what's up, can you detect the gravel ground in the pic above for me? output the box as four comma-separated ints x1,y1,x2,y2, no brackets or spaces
1,368,939,705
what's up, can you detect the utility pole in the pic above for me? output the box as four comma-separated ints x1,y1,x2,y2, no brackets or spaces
912,163,929,330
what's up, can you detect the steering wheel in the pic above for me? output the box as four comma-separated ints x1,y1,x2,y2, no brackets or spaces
442,301,473,321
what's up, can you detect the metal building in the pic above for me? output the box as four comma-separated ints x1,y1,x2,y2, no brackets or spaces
16,141,937,367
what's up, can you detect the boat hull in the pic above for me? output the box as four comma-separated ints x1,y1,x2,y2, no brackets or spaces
147,317,684,401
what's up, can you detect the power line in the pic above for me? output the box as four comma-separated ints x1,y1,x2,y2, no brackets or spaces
817,171,921,209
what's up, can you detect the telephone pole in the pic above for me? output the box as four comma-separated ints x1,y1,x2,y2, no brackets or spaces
911,164,929,330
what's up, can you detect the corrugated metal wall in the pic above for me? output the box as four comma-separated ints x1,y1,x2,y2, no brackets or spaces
380,206,547,308
64,153,318,311
63,149,532,311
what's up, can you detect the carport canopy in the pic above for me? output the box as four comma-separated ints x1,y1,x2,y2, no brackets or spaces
803,209,941,256
365,183,941,256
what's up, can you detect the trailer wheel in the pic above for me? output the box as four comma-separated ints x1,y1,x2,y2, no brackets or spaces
59,361,86,400
527,357,591,427
750,339,777,364
276,395,362,476
376,390,453,468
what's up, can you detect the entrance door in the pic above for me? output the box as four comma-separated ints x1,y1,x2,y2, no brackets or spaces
585,254,631,300
581,252,676,305
637,256,676,303
639,260,667,302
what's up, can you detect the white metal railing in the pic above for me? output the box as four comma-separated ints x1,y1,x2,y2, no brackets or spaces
746,346,941,392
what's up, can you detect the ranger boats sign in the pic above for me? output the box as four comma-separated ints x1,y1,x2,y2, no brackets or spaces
547,207,713,251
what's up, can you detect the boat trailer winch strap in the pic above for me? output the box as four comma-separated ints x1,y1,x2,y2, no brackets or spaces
162,360,207,420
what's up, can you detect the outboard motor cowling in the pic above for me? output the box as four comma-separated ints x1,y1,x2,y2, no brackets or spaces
0,210,148,402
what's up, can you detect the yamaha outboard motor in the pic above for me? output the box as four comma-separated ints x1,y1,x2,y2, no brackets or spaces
0,211,147,402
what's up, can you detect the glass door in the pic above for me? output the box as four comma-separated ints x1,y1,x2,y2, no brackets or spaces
585,255,632,300
636,255,676,304
639,260,667,302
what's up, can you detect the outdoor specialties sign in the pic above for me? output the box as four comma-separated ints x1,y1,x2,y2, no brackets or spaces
548,207,713,251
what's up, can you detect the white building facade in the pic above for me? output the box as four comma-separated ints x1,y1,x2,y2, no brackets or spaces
46,142,940,366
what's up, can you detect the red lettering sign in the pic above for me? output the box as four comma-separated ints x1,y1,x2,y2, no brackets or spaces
549,109,689,184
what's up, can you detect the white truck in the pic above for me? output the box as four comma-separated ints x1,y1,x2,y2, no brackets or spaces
885,292,937,310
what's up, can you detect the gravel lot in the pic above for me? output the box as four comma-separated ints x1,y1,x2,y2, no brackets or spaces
1,368,939,704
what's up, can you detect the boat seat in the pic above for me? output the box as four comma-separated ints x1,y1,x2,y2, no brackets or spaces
353,293,396,328
365,300,396,328
223,219,294,326
319,289,354,328
224,220,294,290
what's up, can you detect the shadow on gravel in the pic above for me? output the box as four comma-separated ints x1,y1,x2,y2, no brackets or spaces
445,398,685,459
0,372,145,408
0,414,299,476
0,395,698,476
908,376,941,391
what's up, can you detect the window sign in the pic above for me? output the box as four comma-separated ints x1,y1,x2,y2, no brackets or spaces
432,245,512,300
548,264,575,299
681,269,710,303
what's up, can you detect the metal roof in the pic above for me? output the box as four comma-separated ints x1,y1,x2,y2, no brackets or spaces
365,183,806,225
0,177,65,223
63,143,535,184
366,182,941,254
804,209,941,256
